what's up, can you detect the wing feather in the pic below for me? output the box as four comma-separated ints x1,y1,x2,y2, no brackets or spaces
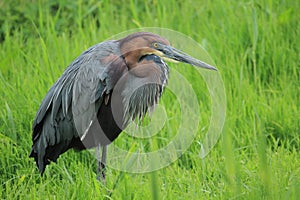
30,40,126,174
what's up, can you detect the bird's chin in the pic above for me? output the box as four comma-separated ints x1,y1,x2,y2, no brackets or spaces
161,56,179,63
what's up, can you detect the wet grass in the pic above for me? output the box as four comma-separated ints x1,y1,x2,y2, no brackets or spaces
0,0,299,199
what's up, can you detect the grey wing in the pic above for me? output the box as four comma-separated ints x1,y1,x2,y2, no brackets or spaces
72,41,128,139
72,58,107,140
29,41,124,174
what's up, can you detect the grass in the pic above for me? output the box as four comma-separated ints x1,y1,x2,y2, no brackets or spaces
0,0,299,199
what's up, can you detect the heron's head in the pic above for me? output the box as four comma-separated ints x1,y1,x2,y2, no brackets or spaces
118,32,217,70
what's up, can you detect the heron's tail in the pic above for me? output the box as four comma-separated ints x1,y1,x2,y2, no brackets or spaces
29,114,73,175
29,122,52,175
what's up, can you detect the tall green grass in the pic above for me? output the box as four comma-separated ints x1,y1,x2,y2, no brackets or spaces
0,0,299,199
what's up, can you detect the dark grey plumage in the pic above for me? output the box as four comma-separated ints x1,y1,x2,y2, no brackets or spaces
29,40,168,174
30,41,127,173
29,32,216,177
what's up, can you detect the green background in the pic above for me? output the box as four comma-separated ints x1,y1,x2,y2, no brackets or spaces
0,0,299,199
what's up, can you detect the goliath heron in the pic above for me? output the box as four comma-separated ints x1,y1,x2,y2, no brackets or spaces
29,32,216,180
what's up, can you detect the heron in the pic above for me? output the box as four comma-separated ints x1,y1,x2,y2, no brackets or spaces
29,32,217,180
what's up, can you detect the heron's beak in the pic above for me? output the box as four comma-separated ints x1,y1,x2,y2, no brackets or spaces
160,45,217,70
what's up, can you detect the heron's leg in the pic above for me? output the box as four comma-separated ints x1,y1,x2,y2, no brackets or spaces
101,145,107,180
97,145,107,183
96,145,101,180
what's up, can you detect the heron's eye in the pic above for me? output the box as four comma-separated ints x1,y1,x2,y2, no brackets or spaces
153,42,159,48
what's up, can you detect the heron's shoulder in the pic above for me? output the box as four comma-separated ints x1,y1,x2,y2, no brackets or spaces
86,40,121,56
66,41,121,69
